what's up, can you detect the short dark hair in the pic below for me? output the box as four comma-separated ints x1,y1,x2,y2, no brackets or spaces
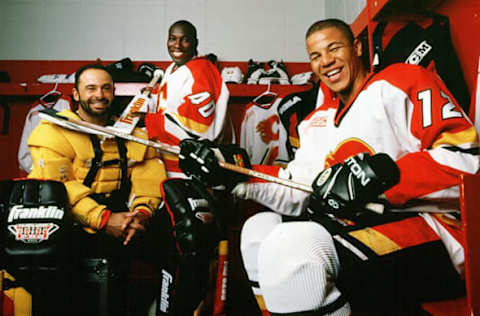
306,18,354,44
74,63,112,89
169,20,198,56
169,20,197,38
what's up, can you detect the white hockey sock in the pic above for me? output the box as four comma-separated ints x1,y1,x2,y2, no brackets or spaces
258,221,351,315
240,212,282,312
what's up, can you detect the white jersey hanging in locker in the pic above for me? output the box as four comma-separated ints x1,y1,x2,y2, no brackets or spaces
239,93,289,166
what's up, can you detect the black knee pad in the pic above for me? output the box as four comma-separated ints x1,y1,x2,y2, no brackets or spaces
1,179,73,314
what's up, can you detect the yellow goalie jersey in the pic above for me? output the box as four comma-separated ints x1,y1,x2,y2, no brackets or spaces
27,110,166,232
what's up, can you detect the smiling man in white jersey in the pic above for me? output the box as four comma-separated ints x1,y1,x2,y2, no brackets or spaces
177,18,480,315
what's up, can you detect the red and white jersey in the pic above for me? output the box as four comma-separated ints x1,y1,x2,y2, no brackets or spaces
18,97,72,173
239,95,289,166
145,57,231,177
242,64,479,272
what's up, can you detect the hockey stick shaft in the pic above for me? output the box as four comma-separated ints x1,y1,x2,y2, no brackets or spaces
37,110,392,214
40,108,179,152
217,161,312,192
38,109,314,193
143,69,164,95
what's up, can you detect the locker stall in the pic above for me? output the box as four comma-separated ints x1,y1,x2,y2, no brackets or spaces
350,1,480,315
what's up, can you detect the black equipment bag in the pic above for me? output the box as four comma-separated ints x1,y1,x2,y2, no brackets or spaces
372,12,471,113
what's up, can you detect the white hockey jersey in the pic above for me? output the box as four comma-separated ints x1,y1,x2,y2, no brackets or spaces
239,95,289,166
238,64,479,272
18,97,72,173
145,57,231,177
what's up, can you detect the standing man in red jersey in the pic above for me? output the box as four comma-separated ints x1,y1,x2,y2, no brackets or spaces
145,20,233,178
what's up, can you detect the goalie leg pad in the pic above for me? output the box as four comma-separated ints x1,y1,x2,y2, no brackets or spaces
2,179,73,315
161,178,219,254
157,179,220,315
3,179,72,258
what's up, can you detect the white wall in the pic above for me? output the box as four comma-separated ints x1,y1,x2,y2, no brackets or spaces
325,0,367,25
0,0,365,62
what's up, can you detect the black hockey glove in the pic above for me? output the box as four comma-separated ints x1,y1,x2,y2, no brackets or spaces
308,152,400,218
179,139,252,190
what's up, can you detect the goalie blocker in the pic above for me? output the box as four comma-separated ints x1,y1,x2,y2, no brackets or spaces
157,179,222,315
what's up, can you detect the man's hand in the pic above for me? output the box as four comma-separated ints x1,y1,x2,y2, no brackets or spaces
104,211,147,245
308,153,400,218
122,211,149,245
179,139,251,189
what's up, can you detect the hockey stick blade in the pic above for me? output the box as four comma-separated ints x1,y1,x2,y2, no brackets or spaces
113,68,164,134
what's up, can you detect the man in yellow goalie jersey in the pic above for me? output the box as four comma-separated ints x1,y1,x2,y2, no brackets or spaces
28,63,167,245
26,63,170,315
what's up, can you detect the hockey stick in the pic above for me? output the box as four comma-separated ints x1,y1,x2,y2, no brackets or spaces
112,68,164,134
38,109,392,214
37,109,419,214
38,108,314,193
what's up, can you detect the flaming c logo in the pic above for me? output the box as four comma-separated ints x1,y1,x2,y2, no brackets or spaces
324,138,375,168
256,115,279,144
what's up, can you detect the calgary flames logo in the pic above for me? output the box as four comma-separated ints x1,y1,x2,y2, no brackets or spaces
256,115,279,144
324,138,375,168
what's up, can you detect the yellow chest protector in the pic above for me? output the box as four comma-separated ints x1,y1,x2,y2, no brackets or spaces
28,110,165,230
